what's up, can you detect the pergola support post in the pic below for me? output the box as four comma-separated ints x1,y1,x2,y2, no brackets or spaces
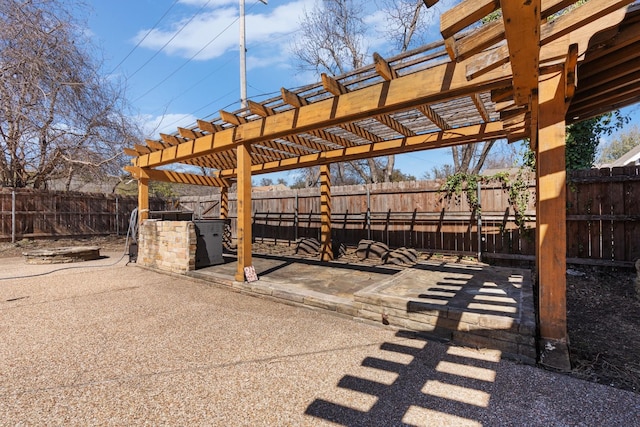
536,70,570,371
138,177,149,225
320,164,333,262
220,186,229,220
235,143,252,281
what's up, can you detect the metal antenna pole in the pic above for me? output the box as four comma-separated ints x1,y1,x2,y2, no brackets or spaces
239,0,267,109
239,0,247,108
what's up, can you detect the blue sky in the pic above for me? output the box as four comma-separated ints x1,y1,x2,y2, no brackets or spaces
85,0,639,183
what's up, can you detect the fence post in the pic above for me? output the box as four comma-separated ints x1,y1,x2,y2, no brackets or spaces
366,185,371,240
477,181,482,262
294,191,299,241
115,196,119,236
11,189,16,244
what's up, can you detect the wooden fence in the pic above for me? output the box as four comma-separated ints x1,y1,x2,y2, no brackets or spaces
3,166,637,265
180,166,640,267
0,188,166,241
182,180,537,261
565,167,640,266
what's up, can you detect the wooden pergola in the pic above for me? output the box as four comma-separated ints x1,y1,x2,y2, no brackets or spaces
125,0,640,370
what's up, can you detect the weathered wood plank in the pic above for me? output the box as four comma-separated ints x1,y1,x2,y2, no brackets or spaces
322,73,349,95
536,69,567,343
235,142,253,281
441,0,499,40
374,52,399,80
500,0,541,106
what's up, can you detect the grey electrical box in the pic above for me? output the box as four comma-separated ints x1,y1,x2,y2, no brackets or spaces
193,220,226,268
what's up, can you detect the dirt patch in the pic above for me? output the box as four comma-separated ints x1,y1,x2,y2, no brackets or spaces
566,266,640,394
1,237,638,393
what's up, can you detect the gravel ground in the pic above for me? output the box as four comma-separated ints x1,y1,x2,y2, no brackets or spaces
1,253,638,426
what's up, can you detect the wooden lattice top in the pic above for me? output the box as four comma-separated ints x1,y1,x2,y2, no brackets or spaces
125,0,640,186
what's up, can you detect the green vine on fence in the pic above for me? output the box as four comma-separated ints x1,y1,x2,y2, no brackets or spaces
439,169,532,234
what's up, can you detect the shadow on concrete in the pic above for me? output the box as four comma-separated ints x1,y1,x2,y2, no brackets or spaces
305,331,502,426
248,252,401,276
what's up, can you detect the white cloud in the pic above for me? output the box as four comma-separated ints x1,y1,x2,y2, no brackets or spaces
139,113,198,138
136,0,312,61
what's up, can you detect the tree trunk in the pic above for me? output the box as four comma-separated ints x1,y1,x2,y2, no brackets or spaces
384,154,395,182
65,166,75,191
470,141,496,174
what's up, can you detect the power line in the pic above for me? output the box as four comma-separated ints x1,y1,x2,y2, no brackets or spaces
133,0,269,104
157,88,240,132
136,3,307,135
128,0,214,80
168,56,237,104
169,27,301,106
133,8,240,103
109,0,180,75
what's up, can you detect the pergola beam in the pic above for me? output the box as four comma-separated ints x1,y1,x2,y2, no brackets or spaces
124,166,232,187
500,0,540,106
178,127,204,139
160,133,186,146
441,0,499,41
146,139,167,151
568,83,640,121
449,1,578,62
577,40,640,81
418,104,452,130
374,52,399,80
374,114,417,137
281,87,308,107
260,139,314,155
219,121,509,177
248,99,276,117
197,119,224,134
472,93,491,122
279,135,327,153
220,110,247,126
541,0,634,46
466,0,633,80
134,59,512,168
124,147,139,157
134,144,151,154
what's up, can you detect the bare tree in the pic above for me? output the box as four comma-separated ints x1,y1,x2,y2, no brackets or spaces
382,0,499,176
451,141,496,175
379,0,437,52
376,0,447,181
0,0,140,189
292,0,368,76
293,0,402,185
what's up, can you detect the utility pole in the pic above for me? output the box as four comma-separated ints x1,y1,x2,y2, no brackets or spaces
239,0,267,109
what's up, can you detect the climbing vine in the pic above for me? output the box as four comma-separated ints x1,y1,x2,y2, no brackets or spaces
439,169,532,234
507,169,533,230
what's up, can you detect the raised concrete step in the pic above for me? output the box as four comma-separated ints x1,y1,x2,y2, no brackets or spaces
353,264,536,364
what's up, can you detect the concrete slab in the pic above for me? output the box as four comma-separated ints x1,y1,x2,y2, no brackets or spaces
189,251,536,363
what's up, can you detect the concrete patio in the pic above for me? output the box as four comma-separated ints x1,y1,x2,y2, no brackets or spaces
188,246,537,364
